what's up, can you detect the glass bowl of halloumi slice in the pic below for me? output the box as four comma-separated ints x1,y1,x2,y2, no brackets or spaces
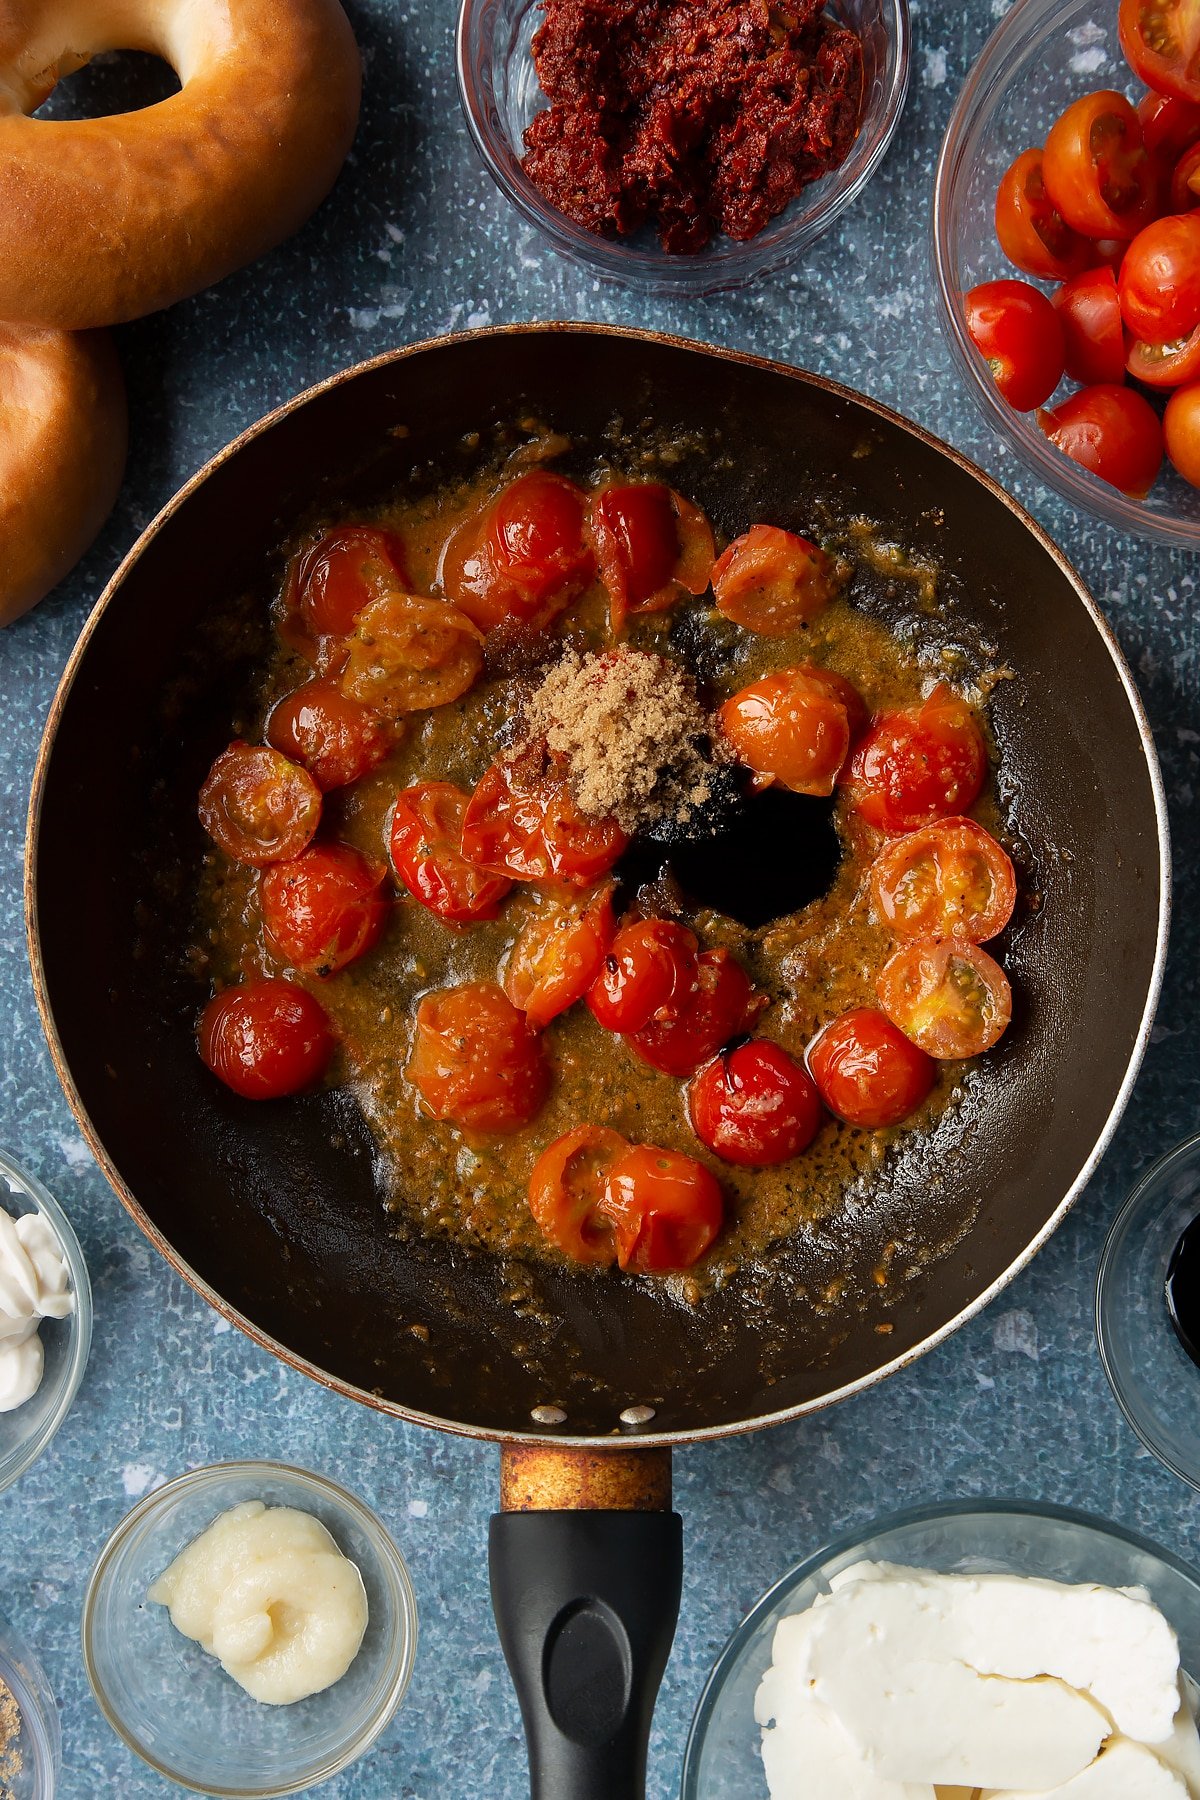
681,1499,1200,1800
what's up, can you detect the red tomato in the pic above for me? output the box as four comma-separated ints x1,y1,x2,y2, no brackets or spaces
1164,379,1200,482
869,819,1017,944
963,280,1066,411
1042,90,1159,240
406,982,549,1134
1138,90,1200,159
710,526,841,635
843,685,987,835
1126,322,1200,385
1052,268,1126,386
291,526,410,639
1120,0,1200,105
438,470,594,633
260,843,388,976
877,939,1013,1060
198,742,322,867
720,668,854,797
389,781,513,924
994,148,1093,281
267,677,394,791
339,592,483,716
1171,141,1200,208
1118,214,1200,342
688,1040,822,1166
629,948,756,1077
503,885,616,1030
527,1124,628,1265
461,742,628,887
1037,384,1164,496
591,483,715,635
807,1008,936,1129
199,979,334,1100
587,918,699,1033
600,1144,725,1273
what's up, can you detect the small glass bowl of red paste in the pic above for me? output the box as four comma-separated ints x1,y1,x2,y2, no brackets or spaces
456,0,910,291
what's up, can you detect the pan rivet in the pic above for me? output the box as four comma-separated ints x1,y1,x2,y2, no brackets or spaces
619,1405,656,1426
530,1404,567,1425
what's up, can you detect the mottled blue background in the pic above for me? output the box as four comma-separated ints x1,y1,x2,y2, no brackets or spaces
1,1,1198,1795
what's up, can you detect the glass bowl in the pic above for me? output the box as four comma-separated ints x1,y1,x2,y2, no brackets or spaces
0,1151,92,1496
1097,1130,1200,1492
456,0,910,293
82,1462,418,1797
933,0,1200,549
0,1609,61,1799
681,1498,1200,1798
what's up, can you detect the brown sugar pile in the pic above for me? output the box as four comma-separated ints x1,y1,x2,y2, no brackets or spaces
0,1677,22,1799
521,647,724,829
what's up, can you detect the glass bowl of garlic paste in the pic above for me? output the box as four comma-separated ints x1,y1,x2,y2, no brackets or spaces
682,1499,1200,1799
82,1461,418,1796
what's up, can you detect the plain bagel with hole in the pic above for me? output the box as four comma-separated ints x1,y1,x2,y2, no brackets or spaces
0,0,362,328
1,325,127,625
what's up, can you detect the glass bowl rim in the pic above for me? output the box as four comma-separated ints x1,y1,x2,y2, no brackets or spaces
0,1605,63,1791
81,1458,420,1799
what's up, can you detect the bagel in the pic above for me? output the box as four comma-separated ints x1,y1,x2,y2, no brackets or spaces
0,0,362,329
1,325,127,625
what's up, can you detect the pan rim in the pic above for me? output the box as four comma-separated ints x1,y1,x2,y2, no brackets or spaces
24,322,1173,1448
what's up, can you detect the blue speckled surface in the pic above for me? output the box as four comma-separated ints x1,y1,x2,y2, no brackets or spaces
1,2,1198,1795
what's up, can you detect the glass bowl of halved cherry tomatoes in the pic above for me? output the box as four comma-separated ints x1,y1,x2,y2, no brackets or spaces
934,0,1200,545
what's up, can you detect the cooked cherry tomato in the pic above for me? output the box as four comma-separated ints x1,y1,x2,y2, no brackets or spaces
1037,384,1164,495
389,781,513,924
591,483,715,635
260,843,388,975
720,667,854,797
1164,379,1200,482
339,592,483,716
869,819,1017,945
527,1124,628,1264
438,470,594,633
1119,213,1200,342
198,742,322,867
406,981,549,1134
291,526,410,639
964,280,1066,411
629,948,756,1077
688,1039,822,1166
600,1144,725,1273
587,918,699,1033
1138,90,1200,159
1171,140,1200,208
267,677,394,791
461,741,628,887
1042,90,1159,240
710,526,841,634
843,685,987,835
199,978,334,1099
1126,321,1200,384
877,939,1013,1060
995,148,1094,281
504,885,616,1030
807,1008,936,1129
1052,267,1127,386
1120,0,1200,106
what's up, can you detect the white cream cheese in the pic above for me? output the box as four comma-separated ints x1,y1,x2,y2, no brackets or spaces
148,1500,368,1705
0,1206,73,1413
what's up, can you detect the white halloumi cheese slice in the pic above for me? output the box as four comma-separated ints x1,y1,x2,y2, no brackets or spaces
1154,1672,1200,1799
979,1735,1190,1797
755,1671,936,1800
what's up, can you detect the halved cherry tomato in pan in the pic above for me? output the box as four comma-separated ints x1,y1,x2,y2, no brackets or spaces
1042,90,1160,241
1120,0,1200,106
527,1124,628,1265
877,939,1013,1060
389,781,513,924
198,742,322,867
461,741,628,887
720,667,854,797
290,526,410,640
964,281,1066,411
710,526,842,635
438,470,594,633
591,483,715,636
406,981,550,1135
1171,141,1200,209
1037,384,1164,496
1138,91,1200,160
688,1039,823,1166
267,676,395,791
199,978,334,1099
1118,213,1200,342
1126,321,1200,385
869,818,1017,945
261,843,388,975
504,884,616,1030
587,918,699,1034
1164,379,1200,482
1052,268,1127,386
843,685,987,835
600,1144,725,1273
807,1007,936,1128
628,948,757,1077
339,592,483,716
995,148,1094,282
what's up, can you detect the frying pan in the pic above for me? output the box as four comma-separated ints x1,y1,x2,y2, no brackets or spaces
26,327,1169,1798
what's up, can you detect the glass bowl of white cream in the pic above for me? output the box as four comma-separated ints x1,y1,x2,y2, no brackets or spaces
0,1150,92,1496
82,1461,418,1797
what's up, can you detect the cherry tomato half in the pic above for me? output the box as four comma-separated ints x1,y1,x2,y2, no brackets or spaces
869,818,1017,944
1037,384,1164,496
1042,90,1159,241
1120,0,1200,106
406,981,549,1135
438,470,594,633
591,483,715,636
1119,213,1200,342
290,526,410,639
260,843,388,976
461,741,628,887
267,676,395,791
527,1124,628,1265
587,918,699,1034
843,685,987,836
1138,90,1200,160
601,1144,725,1273
710,526,842,635
807,1008,936,1129
1164,379,1200,483
629,948,757,1077
1052,267,1127,386
339,592,483,717
198,742,322,867
1126,321,1200,385
689,1039,823,1166
504,885,616,1030
389,781,513,925
964,280,1066,411
995,148,1093,282
720,667,854,797
877,939,1013,1060
199,978,334,1099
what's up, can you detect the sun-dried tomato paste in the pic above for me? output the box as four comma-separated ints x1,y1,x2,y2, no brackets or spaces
522,0,864,254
